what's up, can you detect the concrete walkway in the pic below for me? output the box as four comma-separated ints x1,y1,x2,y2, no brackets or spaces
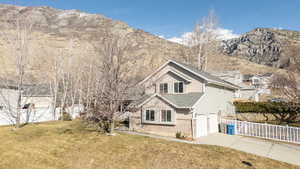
196,133,300,166
119,130,300,166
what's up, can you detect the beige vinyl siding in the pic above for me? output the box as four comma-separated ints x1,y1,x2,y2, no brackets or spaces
156,72,186,94
141,96,176,124
144,64,204,95
130,96,194,137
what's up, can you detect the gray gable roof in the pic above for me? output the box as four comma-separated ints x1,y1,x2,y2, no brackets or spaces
172,60,239,89
139,60,239,90
130,94,151,107
160,92,203,108
131,92,203,108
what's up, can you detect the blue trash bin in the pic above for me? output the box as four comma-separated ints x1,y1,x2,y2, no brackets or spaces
227,124,235,135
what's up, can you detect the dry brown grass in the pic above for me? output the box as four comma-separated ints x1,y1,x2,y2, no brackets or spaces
0,120,299,169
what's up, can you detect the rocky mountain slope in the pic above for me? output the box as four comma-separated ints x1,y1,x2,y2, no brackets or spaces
0,4,189,78
221,28,300,69
0,4,295,80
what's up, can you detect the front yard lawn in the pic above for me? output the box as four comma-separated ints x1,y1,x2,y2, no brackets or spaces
0,121,299,169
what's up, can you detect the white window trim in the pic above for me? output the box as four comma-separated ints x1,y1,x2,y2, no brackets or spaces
160,109,173,123
159,83,169,94
143,108,176,125
173,81,184,94
144,109,156,122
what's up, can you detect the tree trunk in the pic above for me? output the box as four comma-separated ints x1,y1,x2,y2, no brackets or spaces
15,99,21,128
109,120,115,134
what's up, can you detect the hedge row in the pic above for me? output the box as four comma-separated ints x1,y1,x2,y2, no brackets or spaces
233,101,300,114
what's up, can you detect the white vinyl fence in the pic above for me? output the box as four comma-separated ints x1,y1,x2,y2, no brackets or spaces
221,119,300,144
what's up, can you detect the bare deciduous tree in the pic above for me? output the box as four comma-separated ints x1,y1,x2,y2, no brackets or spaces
271,45,300,103
0,12,34,128
89,32,140,134
270,45,300,123
182,9,219,70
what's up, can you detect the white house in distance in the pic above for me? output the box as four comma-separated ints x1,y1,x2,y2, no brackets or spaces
0,81,83,126
0,83,19,125
211,71,259,101
0,83,59,126
249,73,272,95
242,73,272,100
130,60,239,138
22,84,59,123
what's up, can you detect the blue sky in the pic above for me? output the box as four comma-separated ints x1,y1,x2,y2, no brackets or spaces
1,0,300,39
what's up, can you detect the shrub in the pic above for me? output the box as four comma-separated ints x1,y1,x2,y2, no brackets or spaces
175,131,186,139
234,101,300,124
59,112,72,121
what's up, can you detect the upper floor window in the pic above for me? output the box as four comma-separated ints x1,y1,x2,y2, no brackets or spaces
174,82,184,93
159,83,168,94
145,110,155,121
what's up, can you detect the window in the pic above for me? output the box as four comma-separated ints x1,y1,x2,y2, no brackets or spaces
159,83,168,94
174,82,184,93
161,110,172,122
145,110,155,121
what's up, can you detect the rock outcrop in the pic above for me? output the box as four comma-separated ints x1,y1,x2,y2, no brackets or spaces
221,28,300,68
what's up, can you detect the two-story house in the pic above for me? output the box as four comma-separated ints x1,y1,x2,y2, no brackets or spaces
130,60,239,138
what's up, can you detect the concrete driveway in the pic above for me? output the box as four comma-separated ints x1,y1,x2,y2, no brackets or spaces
196,133,300,166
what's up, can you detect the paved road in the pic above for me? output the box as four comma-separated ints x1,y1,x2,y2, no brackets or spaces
196,133,300,166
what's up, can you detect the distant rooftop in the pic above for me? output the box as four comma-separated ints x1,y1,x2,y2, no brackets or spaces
22,84,52,97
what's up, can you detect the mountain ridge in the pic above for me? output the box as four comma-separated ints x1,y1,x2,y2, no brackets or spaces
0,4,296,80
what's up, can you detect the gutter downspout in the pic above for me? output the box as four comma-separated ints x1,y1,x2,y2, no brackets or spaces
190,108,195,139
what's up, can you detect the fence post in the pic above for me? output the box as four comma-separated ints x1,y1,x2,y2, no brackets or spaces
297,128,299,143
244,121,246,135
279,126,282,140
265,123,267,138
286,125,289,142
235,119,238,135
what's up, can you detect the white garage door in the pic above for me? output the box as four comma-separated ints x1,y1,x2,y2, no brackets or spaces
196,114,219,137
208,114,218,133
196,115,207,137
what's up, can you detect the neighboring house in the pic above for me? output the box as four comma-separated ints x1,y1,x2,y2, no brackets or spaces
0,85,19,125
22,84,58,123
237,83,259,101
22,84,53,109
211,71,259,101
130,60,239,138
243,74,272,91
250,73,272,93
0,82,84,126
0,83,58,126
243,73,272,100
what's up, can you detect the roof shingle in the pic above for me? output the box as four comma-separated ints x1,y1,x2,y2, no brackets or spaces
160,92,203,108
